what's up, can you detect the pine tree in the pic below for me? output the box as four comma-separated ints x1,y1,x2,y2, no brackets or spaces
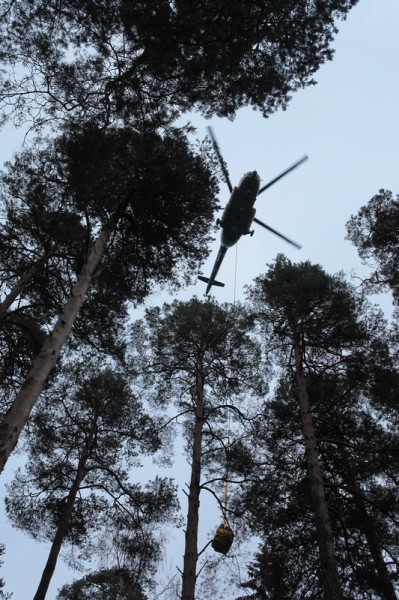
0,124,219,472
246,255,379,599
57,568,148,600
236,370,399,599
238,257,399,598
346,189,399,302
0,544,11,600
5,363,179,600
0,0,359,128
129,298,266,600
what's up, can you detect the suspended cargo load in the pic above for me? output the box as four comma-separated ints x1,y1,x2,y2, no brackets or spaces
211,523,234,555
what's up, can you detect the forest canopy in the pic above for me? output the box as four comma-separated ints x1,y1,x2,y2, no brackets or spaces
0,0,358,128
3,1,399,599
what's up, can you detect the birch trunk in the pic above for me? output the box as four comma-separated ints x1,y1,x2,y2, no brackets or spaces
181,355,205,600
0,221,115,473
293,330,342,600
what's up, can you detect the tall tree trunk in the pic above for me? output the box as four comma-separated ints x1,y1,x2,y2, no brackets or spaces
0,252,51,319
33,430,94,600
352,490,397,600
181,356,205,600
293,332,342,600
340,453,397,600
0,363,8,385
0,218,116,473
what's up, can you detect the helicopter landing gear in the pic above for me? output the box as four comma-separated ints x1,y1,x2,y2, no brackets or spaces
250,230,254,237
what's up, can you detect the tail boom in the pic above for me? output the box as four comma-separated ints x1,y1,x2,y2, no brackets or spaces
198,246,227,295
198,275,225,287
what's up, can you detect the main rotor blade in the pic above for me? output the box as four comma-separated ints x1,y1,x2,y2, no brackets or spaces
258,155,308,196
207,127,233,194
253,217,302,249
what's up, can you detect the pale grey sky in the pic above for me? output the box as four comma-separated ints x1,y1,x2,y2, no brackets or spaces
184,0,399,307
1,0,399,597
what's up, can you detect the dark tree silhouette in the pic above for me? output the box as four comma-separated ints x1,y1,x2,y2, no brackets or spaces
129,298,266,600
0,0,358,128
5,364,179,599
346,189,399,302
0,124,219,472
247,255,378,599
241,256,399,599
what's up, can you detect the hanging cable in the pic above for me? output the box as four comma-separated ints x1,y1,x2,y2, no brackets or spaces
223,402,231,528
211,340,235,554
233,221,239,305
211,223,237,555
233,236,238,305
223,475,229,527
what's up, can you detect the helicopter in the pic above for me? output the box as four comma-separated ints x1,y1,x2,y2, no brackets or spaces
198,127,308,295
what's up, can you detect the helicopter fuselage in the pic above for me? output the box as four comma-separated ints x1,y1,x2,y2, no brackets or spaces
198,170,262,295
219,171,261,247
198,126,305,296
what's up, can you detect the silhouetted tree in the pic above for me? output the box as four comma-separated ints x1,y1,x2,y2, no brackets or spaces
57,512,166,600
5,364,179,600
0,544,11,600
0,124,218,472
247,255,381,599
346,189,399,302
236,371,399,599
240,257,399,598
130,298,266,600
0,0,358,129
57,568,147,600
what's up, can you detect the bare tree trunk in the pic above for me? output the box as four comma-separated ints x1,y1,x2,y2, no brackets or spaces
340,455,397,600
353,492,397,599
33,448,90,600
0,363,8,385
0,221,115,473
0,253,51,320
293,332,342,600
181,355,205,600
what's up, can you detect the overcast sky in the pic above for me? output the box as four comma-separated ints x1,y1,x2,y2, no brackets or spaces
178,0,399,311
1,0,399,597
